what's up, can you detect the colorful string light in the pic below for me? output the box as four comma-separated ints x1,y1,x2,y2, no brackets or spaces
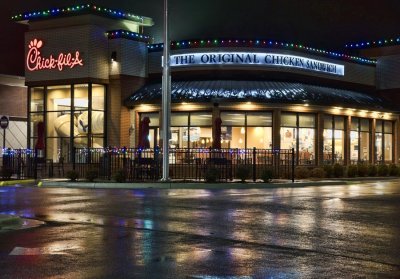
148,39,376,65
11,4,153,26
346,37,400,49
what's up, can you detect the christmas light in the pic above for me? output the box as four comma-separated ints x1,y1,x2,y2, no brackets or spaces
346,36,400,49
12,4,153,26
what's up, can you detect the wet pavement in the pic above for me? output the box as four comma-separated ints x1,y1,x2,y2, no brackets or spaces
0,181,399,278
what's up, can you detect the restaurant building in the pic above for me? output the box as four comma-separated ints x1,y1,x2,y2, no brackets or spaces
8,4,400,168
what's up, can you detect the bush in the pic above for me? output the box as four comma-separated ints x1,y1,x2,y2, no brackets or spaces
333,164,344,178
236,165,251,182
113,169,126,183
205,167,219,183
295,166,310,179
323,165,333,178
66,170,79,182
260,168,273,182
388,164,399,176
310,167,325,178
347,165,358,178
377,164,389,176
1,167,12,180
85,169,98,182
357,164,368,177
368,165,377,177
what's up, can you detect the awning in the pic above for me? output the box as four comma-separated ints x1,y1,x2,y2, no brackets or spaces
124,80,395,111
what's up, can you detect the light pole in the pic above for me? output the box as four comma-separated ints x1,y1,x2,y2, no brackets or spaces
161,0,171,181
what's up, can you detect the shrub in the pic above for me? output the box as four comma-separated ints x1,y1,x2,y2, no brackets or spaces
1,167,12,180
236,165,251,182
260,168,273,183
295,166,310,179
113,169,126,183
66,170,79,182
388,164,399,176
368,165,377,177
347,165,358,178
310,167,325,178
323,165,333,178
377,164,389,176
205,167,219,183
85,169,98,182
333,164,344,178
357,164,368,177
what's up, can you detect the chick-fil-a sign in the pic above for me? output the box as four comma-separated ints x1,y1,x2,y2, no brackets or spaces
26,39,84,72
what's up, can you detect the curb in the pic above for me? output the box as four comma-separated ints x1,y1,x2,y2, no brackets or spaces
0,215,22,227
0,179,36,187
40,180,355,190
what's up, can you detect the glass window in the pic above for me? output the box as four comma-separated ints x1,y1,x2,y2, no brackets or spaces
384,121,393,133
171,113,188,126
47,85,71,111
247,112,272,126
324,115,345,165
299,114,315,128
360,119,370,132
221,112,245,126
190,113,212,126
281,113,315,165
375,120,383,133
141,113,159,127
74,84,89,111
28,84,106,162
350,117,370,163
334,116,345,130
30,87,44,112
281,113,296,127
324,115,333,129
92,84,105,111
221,112,272,149
375,120,393,163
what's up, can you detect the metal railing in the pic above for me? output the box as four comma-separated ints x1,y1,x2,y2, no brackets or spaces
2,147,295,182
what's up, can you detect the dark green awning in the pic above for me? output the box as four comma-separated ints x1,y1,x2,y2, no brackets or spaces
125,80,396,111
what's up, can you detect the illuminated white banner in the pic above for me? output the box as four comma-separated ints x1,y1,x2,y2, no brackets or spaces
170,52,344,76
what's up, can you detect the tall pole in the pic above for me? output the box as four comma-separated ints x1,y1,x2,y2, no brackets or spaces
161,0,171,181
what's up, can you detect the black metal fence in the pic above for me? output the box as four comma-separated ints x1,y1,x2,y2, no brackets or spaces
2,147,295,182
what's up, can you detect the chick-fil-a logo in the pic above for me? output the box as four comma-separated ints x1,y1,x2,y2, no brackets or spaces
26,39,84,72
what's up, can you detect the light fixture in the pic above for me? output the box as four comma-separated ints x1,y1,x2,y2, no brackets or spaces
111,51,117,62
240,127,245,134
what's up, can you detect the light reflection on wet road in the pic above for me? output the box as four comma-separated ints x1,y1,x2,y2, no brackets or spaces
0,181,400,278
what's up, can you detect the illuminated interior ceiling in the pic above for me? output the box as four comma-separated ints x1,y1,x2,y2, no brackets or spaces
125,80,396,111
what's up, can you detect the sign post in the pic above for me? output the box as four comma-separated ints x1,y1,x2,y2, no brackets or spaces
161,0,171,181
0,115,9,149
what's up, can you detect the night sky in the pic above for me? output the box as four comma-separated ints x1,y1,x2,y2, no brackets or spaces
1,0,400,76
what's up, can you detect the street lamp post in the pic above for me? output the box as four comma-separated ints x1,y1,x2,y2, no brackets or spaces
161,0,171,181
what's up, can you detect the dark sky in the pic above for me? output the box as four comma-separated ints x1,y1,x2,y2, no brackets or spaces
1,0,400,76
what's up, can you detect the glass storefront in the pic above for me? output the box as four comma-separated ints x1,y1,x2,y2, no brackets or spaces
220,112,272,149
170,112,212,148
323,115,345,164
350,117,370,163
375,120,393,163
28,84,106,162
281,112,315,165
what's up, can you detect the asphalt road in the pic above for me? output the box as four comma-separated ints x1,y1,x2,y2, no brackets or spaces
0,181,400,278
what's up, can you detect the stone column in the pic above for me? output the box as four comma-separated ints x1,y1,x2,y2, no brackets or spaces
344,115,351,166
272,109,281,150
371,118,376,165
316,112,324,166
